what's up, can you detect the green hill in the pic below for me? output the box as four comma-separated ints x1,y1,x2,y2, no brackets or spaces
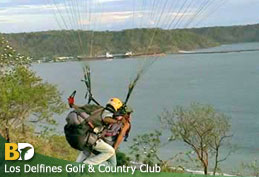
1,23,259,60
189,23,259,43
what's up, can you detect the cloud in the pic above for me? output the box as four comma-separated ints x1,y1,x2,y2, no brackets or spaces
97,0,123,4
0,4,67,16
0,17,14,23
0,0,17,3
0,0,196,31
0,0,12,3
0,0,258,32
78,10,194,29
79,11,133,25
0,13,58,33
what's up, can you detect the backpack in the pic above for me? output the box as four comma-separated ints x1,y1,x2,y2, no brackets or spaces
64,105,105,151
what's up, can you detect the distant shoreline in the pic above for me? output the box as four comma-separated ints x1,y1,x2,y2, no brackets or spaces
5,23,259,62
33,44,259,64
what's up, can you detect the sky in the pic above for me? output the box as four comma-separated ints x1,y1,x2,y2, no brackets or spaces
0,0,258,33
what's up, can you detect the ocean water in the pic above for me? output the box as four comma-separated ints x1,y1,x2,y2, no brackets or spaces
32,42,259,173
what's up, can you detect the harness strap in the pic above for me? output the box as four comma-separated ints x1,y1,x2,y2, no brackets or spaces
104,106,115,114
73,110,96,130
87,121,94,129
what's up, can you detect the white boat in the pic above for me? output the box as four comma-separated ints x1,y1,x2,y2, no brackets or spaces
106,52,113,58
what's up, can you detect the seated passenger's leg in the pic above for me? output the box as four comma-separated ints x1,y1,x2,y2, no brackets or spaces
83,139,115,165
76,149,91,162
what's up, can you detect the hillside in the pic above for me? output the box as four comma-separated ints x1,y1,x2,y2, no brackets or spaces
1,23,259,60
189,23,259,44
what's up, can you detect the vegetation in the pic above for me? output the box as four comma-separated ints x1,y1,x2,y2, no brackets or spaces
130,130,163,165
2,23,259,60
240,160,259,177
0,126,78,161
116,151,131,166
160,103,232,175
129,130,187,173
0,37,67,142
189,24,259,44
0,36,78,161
130,103,233,175
0,37,31,69
2,29,216,60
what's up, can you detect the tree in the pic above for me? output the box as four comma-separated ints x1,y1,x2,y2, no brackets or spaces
0,36,31,71
129,130,190,172
1,67,66,133
0,36,66,141
160,103,232,175
130,130,163,166
116,151,131,166
238,160,259,177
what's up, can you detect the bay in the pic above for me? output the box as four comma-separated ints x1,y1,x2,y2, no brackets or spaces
32,42,259,172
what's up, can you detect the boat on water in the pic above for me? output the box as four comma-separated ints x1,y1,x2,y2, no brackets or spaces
77,51,134,60
77,52,114,61
178,50,193,54
77,51,166,61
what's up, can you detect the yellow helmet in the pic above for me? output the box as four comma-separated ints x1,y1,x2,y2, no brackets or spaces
107,98,123,111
